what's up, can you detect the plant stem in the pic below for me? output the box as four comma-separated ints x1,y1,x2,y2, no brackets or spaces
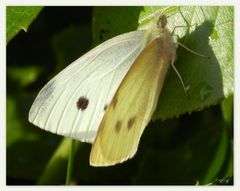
65,139,75,185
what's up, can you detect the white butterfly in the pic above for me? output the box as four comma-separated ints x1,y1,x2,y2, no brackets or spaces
29,9,181,166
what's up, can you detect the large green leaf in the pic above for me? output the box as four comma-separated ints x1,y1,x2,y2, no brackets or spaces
92,6,233,120
7,6,43,43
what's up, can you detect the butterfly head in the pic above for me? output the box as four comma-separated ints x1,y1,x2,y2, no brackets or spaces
157,15,167,29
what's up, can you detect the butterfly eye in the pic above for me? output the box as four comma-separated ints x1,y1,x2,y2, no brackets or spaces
77,96,89,110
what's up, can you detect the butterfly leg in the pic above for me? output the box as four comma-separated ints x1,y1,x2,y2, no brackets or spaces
176,42,208,58
170,55,189,97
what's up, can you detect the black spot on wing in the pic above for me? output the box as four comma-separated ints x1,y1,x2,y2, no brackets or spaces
104,104,108,111
128,117,136,130
115,121,121,133
77,96,89,110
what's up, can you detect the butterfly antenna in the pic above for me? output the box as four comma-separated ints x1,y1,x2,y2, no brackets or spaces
165,7,179,19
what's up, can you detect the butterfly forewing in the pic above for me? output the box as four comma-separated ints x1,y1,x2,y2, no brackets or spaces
29,31,145,143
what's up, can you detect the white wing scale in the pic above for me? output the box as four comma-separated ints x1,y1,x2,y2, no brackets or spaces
29,30,145,143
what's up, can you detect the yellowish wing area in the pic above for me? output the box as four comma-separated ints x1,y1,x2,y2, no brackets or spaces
90,28,176,166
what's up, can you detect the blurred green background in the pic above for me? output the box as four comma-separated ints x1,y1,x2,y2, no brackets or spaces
7,6,233,185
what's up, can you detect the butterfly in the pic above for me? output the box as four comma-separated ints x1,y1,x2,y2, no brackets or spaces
29,9,187,167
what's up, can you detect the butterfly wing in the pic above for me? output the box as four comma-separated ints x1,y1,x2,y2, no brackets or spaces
90,28,176,166
29,30,145,143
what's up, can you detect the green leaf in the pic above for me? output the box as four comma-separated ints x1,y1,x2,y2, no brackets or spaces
92,6,142,45
7,6,43,43
154,6,233,120
221,95,233,126
92,6,233,120
200,124,228,184
199,96,233,184
7,66,42,87
52,25,92,71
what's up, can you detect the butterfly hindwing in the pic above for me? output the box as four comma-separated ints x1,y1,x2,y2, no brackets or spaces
90,27,176,166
